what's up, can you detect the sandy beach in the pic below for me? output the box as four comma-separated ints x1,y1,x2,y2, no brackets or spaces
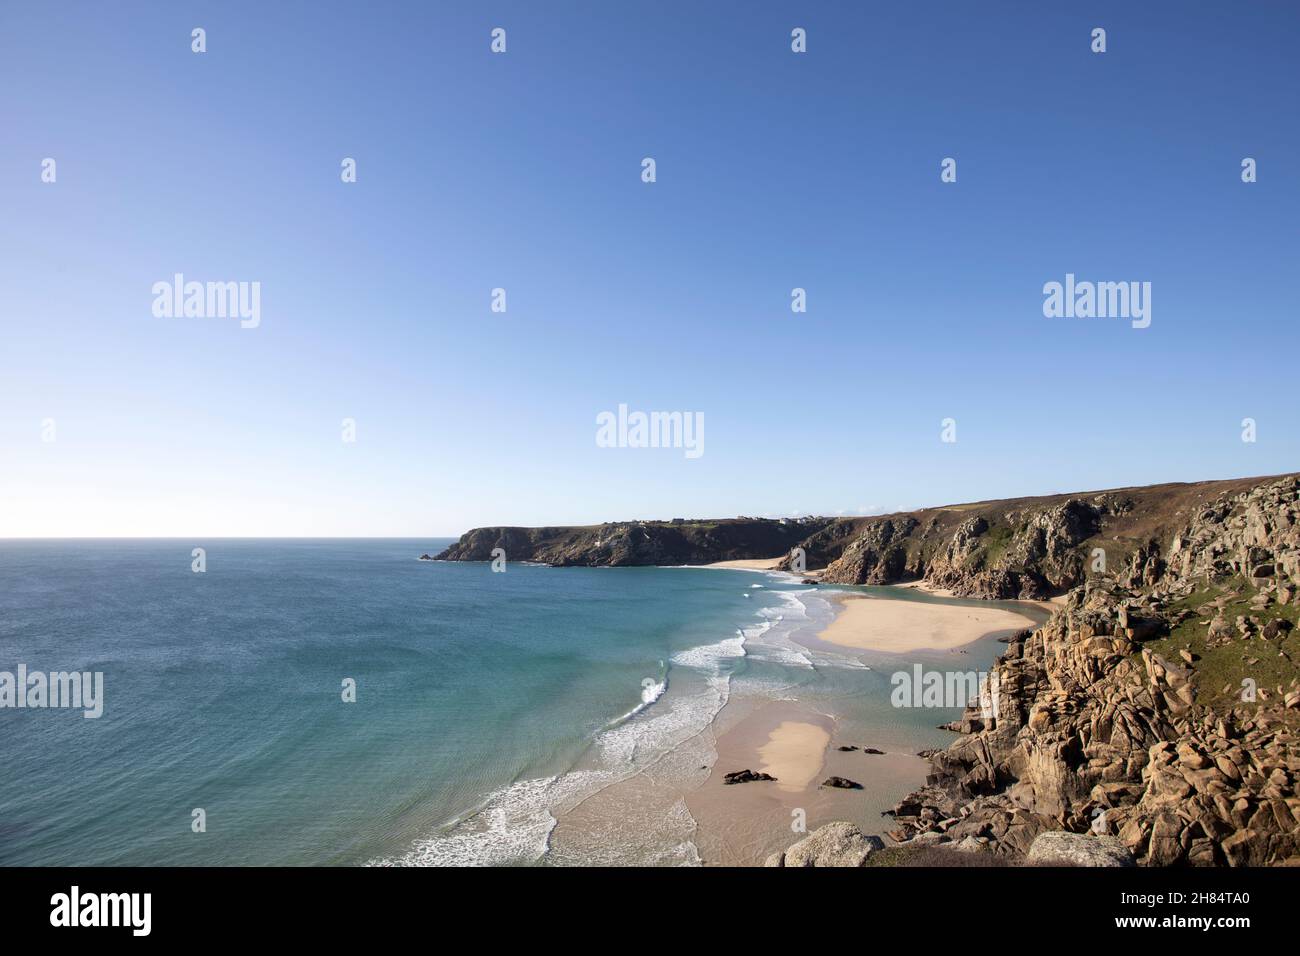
553,579,1051,865
758,720,831,792
685,700,926,865
894,578,1065,613
701,556,822,579
554,571,1052,864
702,557,786,570
818,592,1037,654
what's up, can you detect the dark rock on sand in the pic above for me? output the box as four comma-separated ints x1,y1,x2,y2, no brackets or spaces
821,776,863,790
724,769,776,785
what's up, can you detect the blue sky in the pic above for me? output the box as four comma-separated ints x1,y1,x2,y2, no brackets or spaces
2,2,1297,536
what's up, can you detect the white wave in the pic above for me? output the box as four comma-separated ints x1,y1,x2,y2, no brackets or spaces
611,676,668,724
377,591,868,867
371,773,587,867
740,590,816,668
745,643,814,668
641,676,667,707
598,682,725,766
380,631,749,866
669,634,747,671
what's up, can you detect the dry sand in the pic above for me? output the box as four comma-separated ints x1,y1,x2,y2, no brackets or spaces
819,593,1037,654
701,557,822,579
757,721,831,792
701,557,786,570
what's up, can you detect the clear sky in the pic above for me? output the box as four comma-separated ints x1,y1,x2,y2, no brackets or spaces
2,2,1297,536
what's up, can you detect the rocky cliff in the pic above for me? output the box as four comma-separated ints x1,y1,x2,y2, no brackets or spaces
788,475,1296,600
433,517,831,567
438,476,1293,594
444,473,1300,866
884,475,1300,866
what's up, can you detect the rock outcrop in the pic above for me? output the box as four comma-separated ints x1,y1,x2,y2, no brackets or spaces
883,476,1300,867
812,480,1281,600
434,517,830,567
1026,831,1136,867
765,823,885,867
436,475,1295,599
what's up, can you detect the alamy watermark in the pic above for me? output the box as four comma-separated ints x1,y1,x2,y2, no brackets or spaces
596,404,704,459
1043,273,1150,329
890,665,999,719
1,665,104,718
152,273,261,329
50,886,150,936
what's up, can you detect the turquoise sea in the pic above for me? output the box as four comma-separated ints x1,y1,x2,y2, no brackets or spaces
0,540,1044,866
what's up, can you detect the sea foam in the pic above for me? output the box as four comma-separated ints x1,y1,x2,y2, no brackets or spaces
374,581,831,867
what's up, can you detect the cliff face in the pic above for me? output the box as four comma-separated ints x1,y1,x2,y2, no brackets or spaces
444,473,1300,866
805,476,1289,599
438,476,1294,600
434,517,831,567
887,476,1300,866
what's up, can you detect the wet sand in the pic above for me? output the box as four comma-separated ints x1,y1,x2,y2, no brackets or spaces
893,578,1065,613
685,699,926,866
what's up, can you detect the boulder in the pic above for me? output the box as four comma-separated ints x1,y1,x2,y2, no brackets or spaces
775,822,885,867
821,776,863,790
1026,831,1136,867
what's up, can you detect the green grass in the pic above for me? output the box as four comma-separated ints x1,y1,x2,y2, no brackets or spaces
981,523,1016,566
1138,575,1300,713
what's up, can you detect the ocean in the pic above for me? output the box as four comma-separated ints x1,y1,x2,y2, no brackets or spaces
0,539,1041,866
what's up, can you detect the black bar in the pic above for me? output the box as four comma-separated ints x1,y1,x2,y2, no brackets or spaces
0,865,1278,941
